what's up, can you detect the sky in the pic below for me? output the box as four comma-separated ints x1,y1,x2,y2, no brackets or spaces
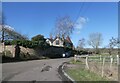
2,2,118,48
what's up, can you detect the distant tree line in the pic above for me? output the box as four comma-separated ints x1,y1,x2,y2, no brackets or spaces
76,32,119,55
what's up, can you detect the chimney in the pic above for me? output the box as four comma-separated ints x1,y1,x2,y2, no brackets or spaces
62,34,64,41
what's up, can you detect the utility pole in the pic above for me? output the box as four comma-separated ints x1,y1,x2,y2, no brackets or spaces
1,11,5,55
1,24,5,56
1,25,4,43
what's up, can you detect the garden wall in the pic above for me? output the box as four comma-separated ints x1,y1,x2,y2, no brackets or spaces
0,44,66,58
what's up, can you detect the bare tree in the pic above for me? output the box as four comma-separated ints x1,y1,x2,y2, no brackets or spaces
88,32,103,54
108,37,118,55
0,11,28,41
77,38,85,50
0,25,28,40
49,32,53,39
55,16,74,38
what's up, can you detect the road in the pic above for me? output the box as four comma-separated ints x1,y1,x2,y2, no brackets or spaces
2,58,72,81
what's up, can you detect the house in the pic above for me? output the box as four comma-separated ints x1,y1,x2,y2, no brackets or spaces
46,35,73,48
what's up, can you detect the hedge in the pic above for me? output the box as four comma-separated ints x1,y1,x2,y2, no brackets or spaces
4,40,50,49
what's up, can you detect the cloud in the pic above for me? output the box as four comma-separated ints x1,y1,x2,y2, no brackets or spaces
74,16,88,34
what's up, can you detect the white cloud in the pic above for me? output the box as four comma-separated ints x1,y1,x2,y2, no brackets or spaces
74,16,88,34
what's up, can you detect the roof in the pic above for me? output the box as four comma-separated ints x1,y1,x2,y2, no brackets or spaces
65,36,72,44
46,36,72,44
53,36,63,41
46,38,54,43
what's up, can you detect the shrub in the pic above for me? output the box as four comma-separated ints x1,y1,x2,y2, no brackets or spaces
4,40,12,45
4,40,50,49
31,34,45,42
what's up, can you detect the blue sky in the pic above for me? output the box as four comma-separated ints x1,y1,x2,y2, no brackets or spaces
2,2,118,48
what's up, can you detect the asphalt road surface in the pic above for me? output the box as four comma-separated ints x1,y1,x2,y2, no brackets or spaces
2,58,72,81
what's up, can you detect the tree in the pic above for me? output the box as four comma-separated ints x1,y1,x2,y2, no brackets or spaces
31,34,45,42
0,12,28,41
108,37,118,55
88,32,103,54
54,16,74,38
49,32,53,39
31,34,50,49
0,11,5,43
1,25,28,40
77,38,85,50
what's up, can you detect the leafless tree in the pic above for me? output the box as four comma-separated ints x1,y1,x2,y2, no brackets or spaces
88,32,103,54
0,11,28,41
55,16,74,38
108,37,118,55
77,38,85,50
49,32,53,39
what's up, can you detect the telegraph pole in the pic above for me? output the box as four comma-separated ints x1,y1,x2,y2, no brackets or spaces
1,10,5,56
1,25,4,43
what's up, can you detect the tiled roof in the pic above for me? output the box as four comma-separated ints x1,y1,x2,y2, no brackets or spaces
65,36,72,44
47,36,72,44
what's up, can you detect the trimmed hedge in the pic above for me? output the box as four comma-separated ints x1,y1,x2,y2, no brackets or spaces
4,40,50,49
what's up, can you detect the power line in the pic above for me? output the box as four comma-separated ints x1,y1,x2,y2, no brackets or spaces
74,2,91,24
74,2,85,24
81,3,92,17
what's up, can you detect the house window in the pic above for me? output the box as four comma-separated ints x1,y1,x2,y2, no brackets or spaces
56,40,59,45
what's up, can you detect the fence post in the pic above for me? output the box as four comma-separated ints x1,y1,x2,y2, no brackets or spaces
102,57,105,77
74,55,77,62
110,56,113,69
86,55,89,69
100,55,102,61
117,55,119,65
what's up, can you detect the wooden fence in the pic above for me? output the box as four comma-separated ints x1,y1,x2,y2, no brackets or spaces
74,54,119,77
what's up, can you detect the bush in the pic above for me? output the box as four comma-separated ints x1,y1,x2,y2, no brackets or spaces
4,40,50,49
73,50,90,55
4,40,12,45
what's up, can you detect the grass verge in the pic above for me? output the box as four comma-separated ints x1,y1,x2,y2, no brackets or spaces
65,59,109,82
66,68,108,81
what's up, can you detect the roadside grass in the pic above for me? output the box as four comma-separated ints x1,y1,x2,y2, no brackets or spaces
69,59,84,64
66,68,108,81
66,59,110,82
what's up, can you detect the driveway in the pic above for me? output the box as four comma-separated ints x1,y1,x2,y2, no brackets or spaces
2,58,72,81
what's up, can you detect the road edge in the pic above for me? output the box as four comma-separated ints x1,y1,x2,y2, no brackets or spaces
58,62,76,83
